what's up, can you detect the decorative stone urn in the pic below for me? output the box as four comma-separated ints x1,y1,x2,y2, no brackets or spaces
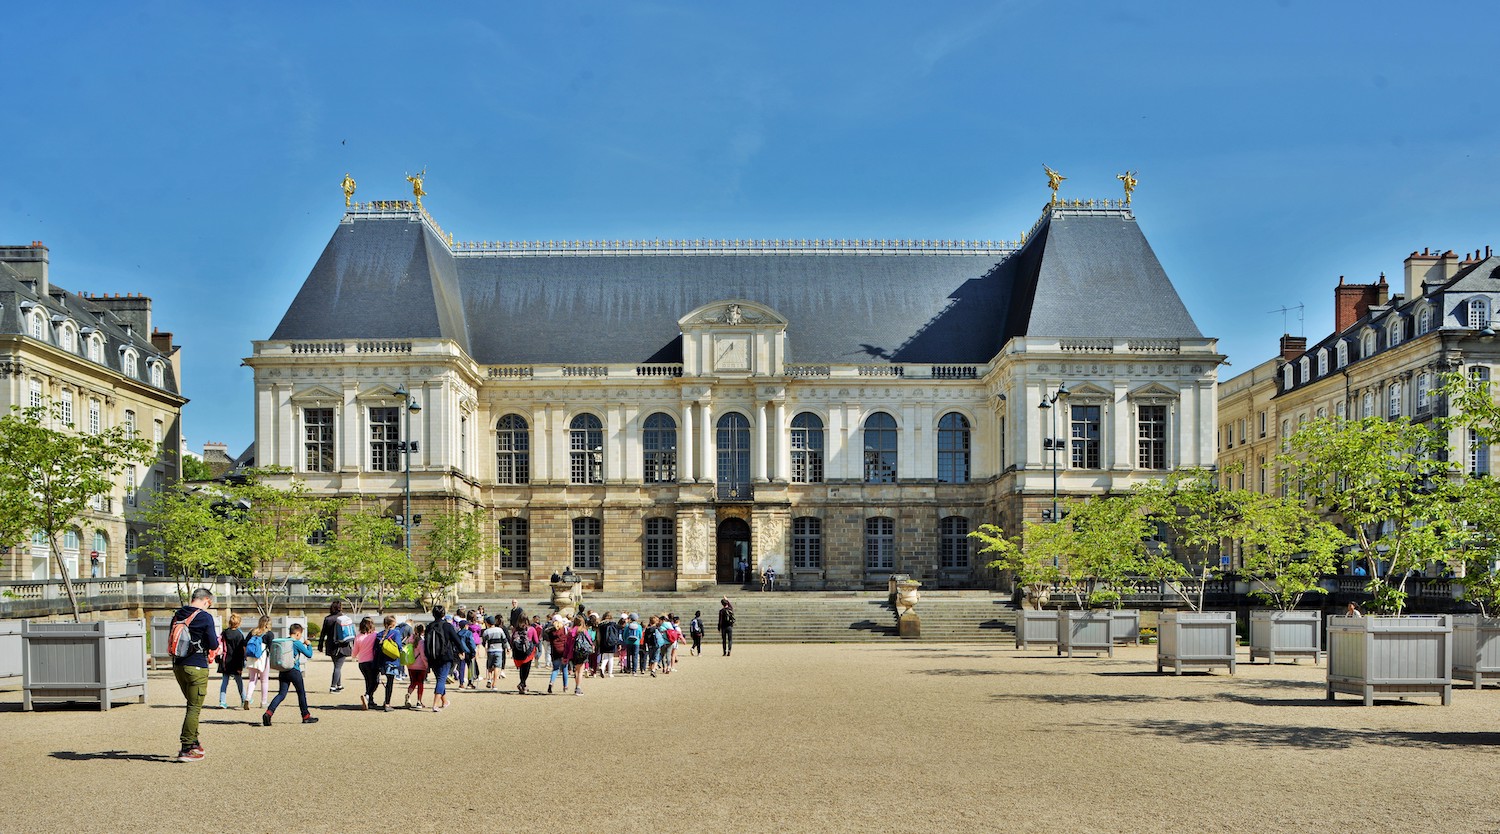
550,574,583,618
894,577,922,638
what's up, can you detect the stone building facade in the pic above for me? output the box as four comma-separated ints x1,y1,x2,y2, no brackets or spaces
248,198,1218,593
0,243,186,579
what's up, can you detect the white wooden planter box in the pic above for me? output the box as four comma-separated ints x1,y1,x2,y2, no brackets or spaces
1326,615,1452,706
1248,610,1323,664
1015,609,1060,649
1058,611,1114,658
1110,609,1141,645
150,614,223,660
1157,611,1237,675
22,619,148,711
0,621,20,689
1452,615,1500,690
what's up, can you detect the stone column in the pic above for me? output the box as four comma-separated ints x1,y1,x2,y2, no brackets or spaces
772,398,787,482
700,398,715,485
752,399,767,483
681,401,695,482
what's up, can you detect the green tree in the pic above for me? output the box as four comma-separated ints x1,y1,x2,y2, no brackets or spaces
1281,416,1456,613
1438,371,1500,614
970,522,1063,609
181,455,216,482
303,509,414,612
1132,469,1253,610
217,469,343,616
418,508,491,607
1064,495,1157,608
1237,495,1350,610
0,403,154,621
138,482,237,600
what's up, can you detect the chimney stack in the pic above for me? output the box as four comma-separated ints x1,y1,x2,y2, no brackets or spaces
0,242,49,296
1279,334,1307,360
1334,275,1384,333
89,293,153,340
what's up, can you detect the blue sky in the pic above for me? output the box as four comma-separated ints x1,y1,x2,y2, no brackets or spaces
4,1,1498,454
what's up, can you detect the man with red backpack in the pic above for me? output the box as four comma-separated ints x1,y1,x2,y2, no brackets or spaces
169,588,220,762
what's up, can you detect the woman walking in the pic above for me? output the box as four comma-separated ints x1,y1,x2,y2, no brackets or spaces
689,610,704,656
569,615,593,695
317,600,353,693
546,615,572,694
243,615,273,710
217,613,247,709
404,624,429,710
352,616,378,710
509,614,537,695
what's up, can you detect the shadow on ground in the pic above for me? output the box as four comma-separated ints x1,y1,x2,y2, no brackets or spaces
1110,719,1500,750
49,750,176,764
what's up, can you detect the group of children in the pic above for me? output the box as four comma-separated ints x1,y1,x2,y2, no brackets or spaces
212,605,709,722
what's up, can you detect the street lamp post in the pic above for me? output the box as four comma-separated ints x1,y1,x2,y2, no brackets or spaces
394,386,422,558
1037,383,1070,522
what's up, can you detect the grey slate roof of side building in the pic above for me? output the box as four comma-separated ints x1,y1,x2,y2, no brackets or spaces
0,261,182,396
270,208,1203,365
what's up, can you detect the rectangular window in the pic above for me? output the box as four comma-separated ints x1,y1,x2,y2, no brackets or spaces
1137,405,1167,470
1069,405,1101,469
1258,412,1267,438
1258,456,1266,493
1472,430,1490,476
572,517,602,569
459,416,468,473
498,518,529,570
60,390,73,427
30,379,43,409
644,518,675,569
304,408,335,472
865,517,895,571
369,407,400,472
792,517,822,569
125,466,137,507
1238,419,1246,444
89,400,101,435
124,410,136,437
153,419,163,450
939,516,971,569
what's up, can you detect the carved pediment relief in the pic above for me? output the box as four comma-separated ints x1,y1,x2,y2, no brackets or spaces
1128,381,1177,402
1063,382,1112,401
678,299,788,329
288,385,343,406
354,383,408,403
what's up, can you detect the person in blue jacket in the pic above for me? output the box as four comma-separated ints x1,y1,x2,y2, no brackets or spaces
170,588,220,762
262,622,319,726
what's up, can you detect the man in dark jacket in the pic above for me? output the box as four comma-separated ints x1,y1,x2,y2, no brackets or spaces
423,605,463,712
171,588,220,762
316,600,352,692
717,597,735,657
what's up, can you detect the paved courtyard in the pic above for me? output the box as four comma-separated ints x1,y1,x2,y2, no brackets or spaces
3,643,1498,833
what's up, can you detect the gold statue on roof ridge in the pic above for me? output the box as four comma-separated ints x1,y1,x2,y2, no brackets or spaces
340,172,356,207
1117,170,1138,205
406,168,427,208
1043,165,1066,205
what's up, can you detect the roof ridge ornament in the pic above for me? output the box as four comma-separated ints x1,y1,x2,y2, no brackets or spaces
341,172,356,207
1116,170,1138,205
1043,165,1066,205
405,168,427,208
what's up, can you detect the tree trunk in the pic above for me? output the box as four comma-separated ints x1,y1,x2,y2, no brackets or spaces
49,533,83,622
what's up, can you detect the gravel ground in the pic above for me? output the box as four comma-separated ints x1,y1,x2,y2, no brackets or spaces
2,643,1497,834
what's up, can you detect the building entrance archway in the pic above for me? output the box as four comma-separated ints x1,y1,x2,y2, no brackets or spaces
716,518,751,584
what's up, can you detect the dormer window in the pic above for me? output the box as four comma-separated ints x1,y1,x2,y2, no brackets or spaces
1468,297,1490,330
58,322,76,353
1298,356,1310,383
1317,350,1328,377
87,334,103,363
120,348,138,379
1417,306,1431,335
1362,332,1376,358
1336,341,1348,368
149,360,164,388
1387,318,1401,347
1282,365,1293,389
28,310,46,341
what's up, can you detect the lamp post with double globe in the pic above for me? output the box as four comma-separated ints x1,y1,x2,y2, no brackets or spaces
393,386,423,558
1036,383,1070,522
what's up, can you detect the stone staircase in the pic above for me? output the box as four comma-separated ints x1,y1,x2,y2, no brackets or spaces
465,589,1017,644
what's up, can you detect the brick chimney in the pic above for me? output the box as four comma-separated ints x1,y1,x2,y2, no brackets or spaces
150,328,174,354
1334,275,1384,333
0,242,49,296
1279,334,1307,360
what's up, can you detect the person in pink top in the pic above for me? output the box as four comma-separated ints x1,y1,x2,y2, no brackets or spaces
404,623,429,709
351,616,379,710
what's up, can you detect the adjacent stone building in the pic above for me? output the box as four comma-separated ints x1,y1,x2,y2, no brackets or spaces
0,242,187,579
248,197,1219,593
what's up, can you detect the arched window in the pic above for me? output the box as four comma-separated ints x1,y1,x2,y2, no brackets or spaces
864,517,895,571
1317,350,1328,377
1363,332,1376,358
1362,391,1374,418
716,412,752,499
1388,382,1402,417
642,413,678,483
1469,297,1490,330
498,517,529,569
87,335,102,363
1335,400,1346,420
937,413,971,483
1388,319,1401,347
1316,407,1327,420
1418,307,1431,335
939,516,971,569
495,414,530,484
28,311,45,340
150,361,164,388
863,412,898,483
1299,356,1310,382
59,324,76,353
1336,341,1349,368
122,349,138,379
88,399,100,435
569,414,603,484
91,530,107,577
1417,373,1431,412
571,517,602,568
790,412,825,483
644,517,675,569
792,517,822,569
1281,365,1293,389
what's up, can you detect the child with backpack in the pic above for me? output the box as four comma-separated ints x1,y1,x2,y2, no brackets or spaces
482,618,508,689
568,615,593,695
545,615,572,694
374,615,403,711
217,613,247,709
422,605,462,713
595,612,617,678
243,615,273,710
262,622,318,726
624,613,643,675
404,624,429,709
643,615,662,678
508,614,537,695
690,610,704,656
352,616,379,710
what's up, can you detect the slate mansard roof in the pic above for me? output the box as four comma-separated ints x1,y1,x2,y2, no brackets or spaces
270,205,1203,365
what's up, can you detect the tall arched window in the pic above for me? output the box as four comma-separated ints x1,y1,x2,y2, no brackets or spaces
59,324,76,352
1317,350,1328,377
572,517,602,569
1387,382,1402,417
498,517,529,569
61,529,80,578
939,516,971,569
644,517,675,569
863,412,898,483
790,412,825,483
1469,297,1490,330
792,517,822,569
1363,332,1376,358
60,389,73,427
642,413,678,483
122,350,138,379
1418,307,1431,335
1361,391,1374,418
1336,341,1348,368
87,335,102,363
569,413,603,484
1387,319,1401,347
716,413,751,499
865,517,895,571
28,311,45,340
150,361,164,388
937,413,971,483
495,414,530,484
92,530,107,577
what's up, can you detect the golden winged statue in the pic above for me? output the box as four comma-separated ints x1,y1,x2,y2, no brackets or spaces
340,172,357,207
406,168,427,207
1043,165,1066,205
1117,170,1138,205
